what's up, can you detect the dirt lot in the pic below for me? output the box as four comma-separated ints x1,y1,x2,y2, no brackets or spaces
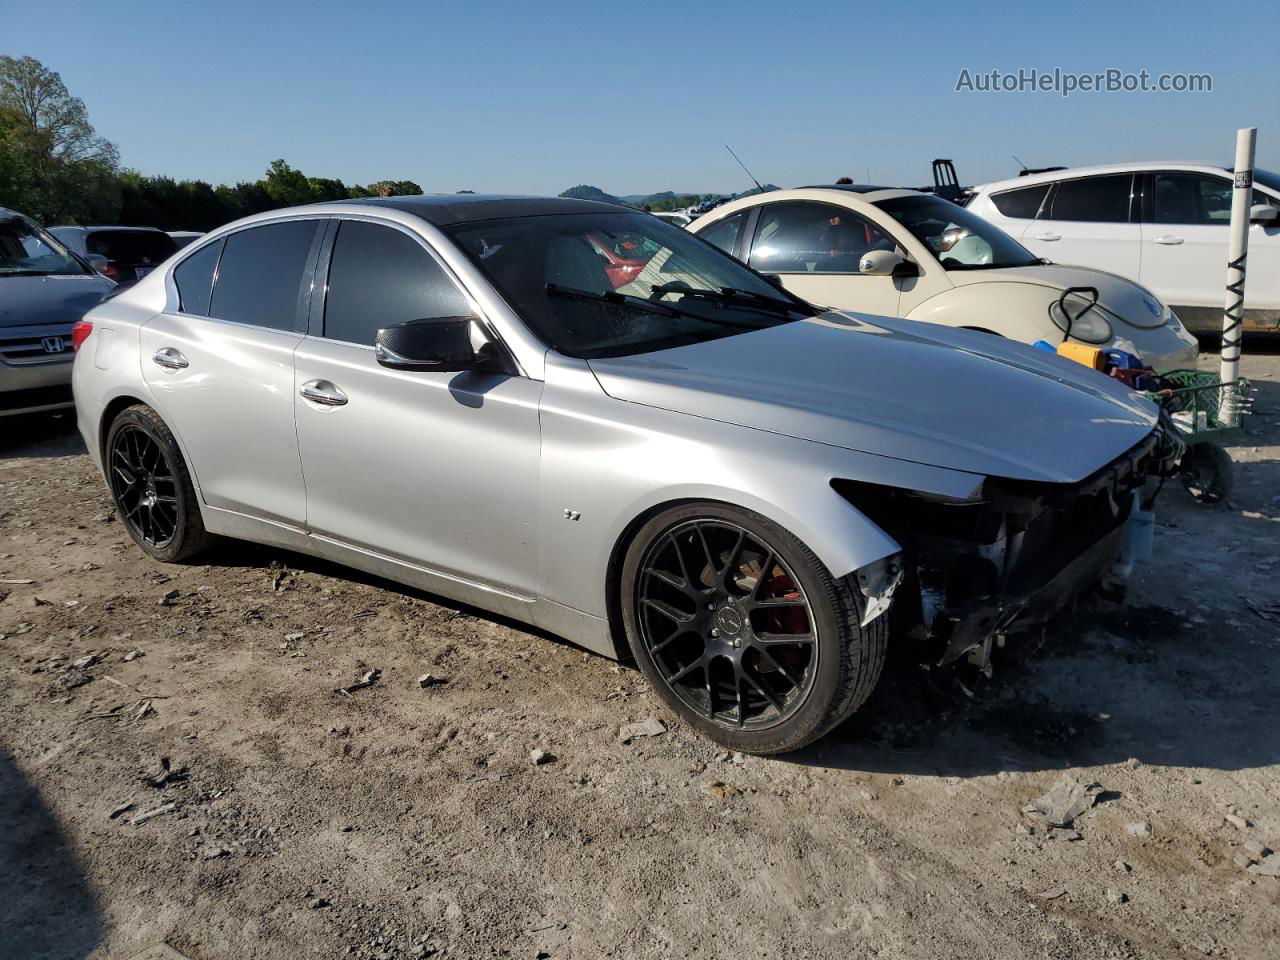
2,347,1278,960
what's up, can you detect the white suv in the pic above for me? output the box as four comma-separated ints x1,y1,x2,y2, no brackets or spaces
967,164,1280,333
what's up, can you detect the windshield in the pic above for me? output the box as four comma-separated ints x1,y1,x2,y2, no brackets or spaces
447,212,812,359
874,194,1039,270
0,217,90,277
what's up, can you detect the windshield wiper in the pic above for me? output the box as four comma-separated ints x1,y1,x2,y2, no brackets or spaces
546,282,684,318
546,282,770,330
649,281,803,316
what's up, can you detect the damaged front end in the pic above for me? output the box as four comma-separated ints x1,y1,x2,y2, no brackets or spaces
838,425,1182,670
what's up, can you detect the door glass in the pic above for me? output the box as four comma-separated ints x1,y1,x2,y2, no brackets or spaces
1151,172,1262,224
990,184,1050,219
1045,175,1133,222
748,203,893,273
698,212,747,256
208,220,320,330
324,221,471,345
172,240,223,316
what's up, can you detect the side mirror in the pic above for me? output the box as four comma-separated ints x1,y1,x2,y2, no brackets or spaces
375,317,479,372
859,250,918,278
760,273,785,290
1250,203,1280,225
84,253,110,274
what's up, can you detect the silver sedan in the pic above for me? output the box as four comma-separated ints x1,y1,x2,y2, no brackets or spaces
71,195,1179,753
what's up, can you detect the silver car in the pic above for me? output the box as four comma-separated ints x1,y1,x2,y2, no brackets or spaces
2,209,115,418
72,195,1179,753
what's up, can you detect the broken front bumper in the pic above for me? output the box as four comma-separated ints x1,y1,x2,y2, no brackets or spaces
840,425,1181,665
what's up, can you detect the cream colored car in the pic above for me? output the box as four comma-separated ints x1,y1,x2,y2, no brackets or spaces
689,186,1199,370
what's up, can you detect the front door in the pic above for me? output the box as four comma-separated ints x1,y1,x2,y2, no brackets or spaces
139,219,323,525
292,217,543,596
1139,171,1280,330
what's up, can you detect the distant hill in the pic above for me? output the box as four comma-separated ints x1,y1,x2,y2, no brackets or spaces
558,185,622,204
561,184,781,212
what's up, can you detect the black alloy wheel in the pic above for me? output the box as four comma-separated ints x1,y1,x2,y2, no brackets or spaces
105,404,209,562
622,502,887,754
636,518,818,730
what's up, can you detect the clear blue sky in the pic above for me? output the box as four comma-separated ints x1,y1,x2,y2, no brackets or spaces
5,0,1277,195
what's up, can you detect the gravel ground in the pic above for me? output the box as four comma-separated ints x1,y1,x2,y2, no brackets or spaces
1,346,1278,960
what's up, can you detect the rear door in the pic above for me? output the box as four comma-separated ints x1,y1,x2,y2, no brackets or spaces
292,217,543,595
744,201,903,314
139,219,324,525
1139,170,1280,329
1022,174,1141,280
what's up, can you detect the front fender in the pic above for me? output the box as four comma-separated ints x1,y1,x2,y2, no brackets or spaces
534,355,984,621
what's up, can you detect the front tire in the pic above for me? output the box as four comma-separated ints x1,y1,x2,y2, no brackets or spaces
620,502,887,754
105,404,209,563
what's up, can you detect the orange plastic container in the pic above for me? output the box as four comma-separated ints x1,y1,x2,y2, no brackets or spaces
1056,341,1106,371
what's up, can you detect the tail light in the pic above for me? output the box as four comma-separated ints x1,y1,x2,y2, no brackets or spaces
71,320,93,352
101,262,120,281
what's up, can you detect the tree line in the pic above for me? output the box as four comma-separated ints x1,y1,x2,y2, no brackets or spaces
0,55,425,231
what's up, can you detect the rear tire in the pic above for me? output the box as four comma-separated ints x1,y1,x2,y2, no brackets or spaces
620,502,887,754
105,404,209,563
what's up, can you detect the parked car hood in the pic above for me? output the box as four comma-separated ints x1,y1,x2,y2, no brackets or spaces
0,274,114,329
587,312,1158,484
948,263,1168,328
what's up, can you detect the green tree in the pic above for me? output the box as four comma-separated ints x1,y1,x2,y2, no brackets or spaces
0,55,119,222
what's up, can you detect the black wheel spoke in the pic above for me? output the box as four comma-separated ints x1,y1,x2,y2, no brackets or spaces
753,631,815,646
636,518,817,731
641,597,694,624
666,656,706,685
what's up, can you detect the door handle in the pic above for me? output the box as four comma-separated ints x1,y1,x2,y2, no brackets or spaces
152,347,188,370
299,379,348,406
1152,235,1185,245
1032,232,1062,241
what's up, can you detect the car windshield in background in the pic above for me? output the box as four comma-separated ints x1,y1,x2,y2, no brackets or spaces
0,217,90,277
447,212,813,359
87,230,178,264
875,194,1040,270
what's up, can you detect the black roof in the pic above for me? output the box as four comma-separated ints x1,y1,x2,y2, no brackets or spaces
344,194,631,226
795,184,897,193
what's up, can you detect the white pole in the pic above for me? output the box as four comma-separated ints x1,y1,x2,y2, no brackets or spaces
1219,127,1256,427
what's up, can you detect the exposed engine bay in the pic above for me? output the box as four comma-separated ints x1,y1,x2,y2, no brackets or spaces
838,423,1184,669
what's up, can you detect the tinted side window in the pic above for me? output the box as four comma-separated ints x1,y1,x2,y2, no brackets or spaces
324,221,470,345
991,184,1050,219
209,220,320,330
172,240,222,316
1151,173,1237,224
699,212,747,257
749,203,893,273
1045,176,1132,222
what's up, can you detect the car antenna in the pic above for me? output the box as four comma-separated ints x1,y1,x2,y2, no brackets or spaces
1012,154,1028,173
725,144,765,193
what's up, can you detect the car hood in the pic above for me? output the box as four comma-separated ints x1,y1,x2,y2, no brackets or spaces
0,274,114,329
587,312,1158,484
948,263,1167,328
